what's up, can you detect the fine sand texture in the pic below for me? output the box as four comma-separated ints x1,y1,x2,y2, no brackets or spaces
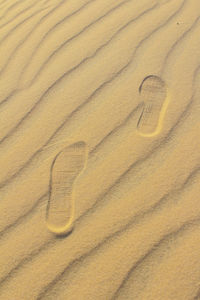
0,0,200,299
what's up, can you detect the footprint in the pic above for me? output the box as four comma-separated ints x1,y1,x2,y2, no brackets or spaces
137,75,168,137
46,141,87,236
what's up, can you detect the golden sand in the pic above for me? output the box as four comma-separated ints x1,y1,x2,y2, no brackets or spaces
0,0,200,299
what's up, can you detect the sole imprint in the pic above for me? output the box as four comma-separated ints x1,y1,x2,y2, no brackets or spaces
46,141,87,236
137,75,168,137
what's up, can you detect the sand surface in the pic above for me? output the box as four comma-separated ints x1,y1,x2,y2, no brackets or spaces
0,0,200,299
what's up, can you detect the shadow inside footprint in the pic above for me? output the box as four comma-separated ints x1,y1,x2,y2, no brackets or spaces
46,141,87,236
137,75,168,137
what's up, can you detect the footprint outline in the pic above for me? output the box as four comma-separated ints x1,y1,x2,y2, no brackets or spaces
137,75,170,137
46,141,88,236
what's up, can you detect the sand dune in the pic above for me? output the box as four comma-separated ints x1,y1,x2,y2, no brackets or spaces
0,0,200,299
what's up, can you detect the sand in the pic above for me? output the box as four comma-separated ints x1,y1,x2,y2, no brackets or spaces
0,0,200,299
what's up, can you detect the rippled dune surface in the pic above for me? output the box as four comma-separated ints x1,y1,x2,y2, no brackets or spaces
0,0,200,299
